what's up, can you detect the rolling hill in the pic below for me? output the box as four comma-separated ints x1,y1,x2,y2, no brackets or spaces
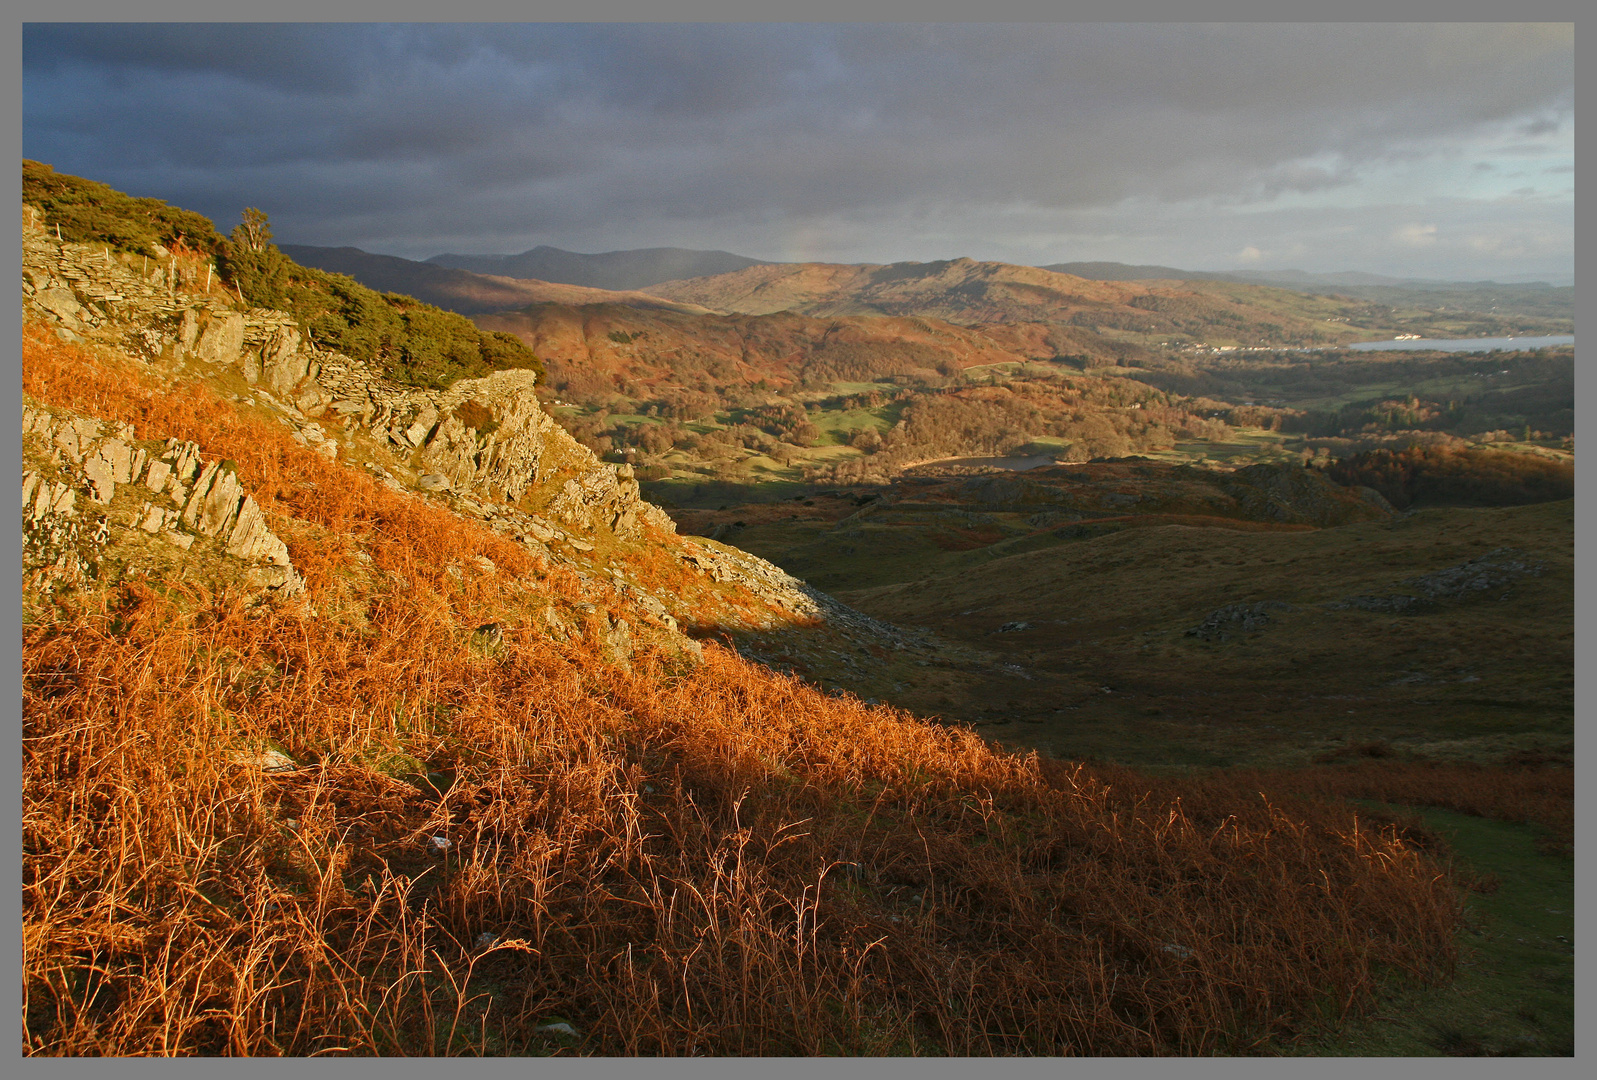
471,300,1159,403
642,257,1365,345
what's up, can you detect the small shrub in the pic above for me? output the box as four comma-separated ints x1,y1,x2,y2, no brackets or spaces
452,399,499,438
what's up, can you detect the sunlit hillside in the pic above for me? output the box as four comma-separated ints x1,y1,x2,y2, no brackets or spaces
20,166,1572,1058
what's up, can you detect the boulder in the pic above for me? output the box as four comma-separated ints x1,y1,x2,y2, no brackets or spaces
1185,601,1293,642
33,287,84,325
404,404,440,448
294,381,330,416
194,311,246,365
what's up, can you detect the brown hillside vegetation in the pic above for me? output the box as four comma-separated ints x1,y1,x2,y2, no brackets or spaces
22,330,1468,1056
1245,758,1573,856
472,302,1143,405
471,303,1246,472
1325,444,1573,510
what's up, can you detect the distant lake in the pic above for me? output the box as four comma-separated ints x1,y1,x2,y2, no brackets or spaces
1347,335,1573,353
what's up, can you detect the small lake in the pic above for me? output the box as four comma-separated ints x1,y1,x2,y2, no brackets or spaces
1347,335,1573,353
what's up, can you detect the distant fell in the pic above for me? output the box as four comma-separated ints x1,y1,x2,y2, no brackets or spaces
642,257,1358,345
642,258,1147,319
427,245,771,291
280,244,717,317
1040,261,1231,282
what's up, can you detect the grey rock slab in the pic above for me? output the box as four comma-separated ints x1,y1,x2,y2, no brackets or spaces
51,423,83,464
82,456,116,504
33,287,84,323
197,470,244,538
143,458,172,493
226,495,292,566
177,310,200,350
95,438,134,484
182,462,222,529
195,311,246,364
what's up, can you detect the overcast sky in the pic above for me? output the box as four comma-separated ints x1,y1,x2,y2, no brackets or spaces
22,22,1574,282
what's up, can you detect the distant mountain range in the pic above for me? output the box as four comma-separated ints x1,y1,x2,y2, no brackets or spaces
278,245,718,317
281,243,1568,343
286,241,1567,312
425,246,771,292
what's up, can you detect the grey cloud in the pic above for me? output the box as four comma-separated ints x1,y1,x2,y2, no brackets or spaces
22,23,1572,280
22,23,373,93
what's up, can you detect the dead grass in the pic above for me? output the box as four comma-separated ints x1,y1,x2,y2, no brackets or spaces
1241,758,1573,856
22,326,1468,1056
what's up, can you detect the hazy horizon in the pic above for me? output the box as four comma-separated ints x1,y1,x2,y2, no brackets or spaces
288,241,1573,288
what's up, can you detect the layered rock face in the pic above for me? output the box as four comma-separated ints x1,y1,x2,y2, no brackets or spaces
22,404,304,599
22,220,668,546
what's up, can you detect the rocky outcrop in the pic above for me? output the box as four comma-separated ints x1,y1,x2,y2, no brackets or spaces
1219,463,1385,528
1185,601,1293,642
22,404,303,598
22,217,677,548
21,210,929,677
1324,548,1543,614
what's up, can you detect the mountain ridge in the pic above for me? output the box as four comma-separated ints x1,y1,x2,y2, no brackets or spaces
280,243,720,317
426,244,771,291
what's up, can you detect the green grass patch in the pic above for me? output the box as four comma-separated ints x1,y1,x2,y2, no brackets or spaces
1284,806,1572,1057
810,407,893,444
826,381,901,395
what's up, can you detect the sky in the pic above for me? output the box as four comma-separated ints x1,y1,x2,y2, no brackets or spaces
22,22,1574,283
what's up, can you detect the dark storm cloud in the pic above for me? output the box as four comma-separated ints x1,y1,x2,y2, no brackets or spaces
22,23,1572,277
23,24,374,93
